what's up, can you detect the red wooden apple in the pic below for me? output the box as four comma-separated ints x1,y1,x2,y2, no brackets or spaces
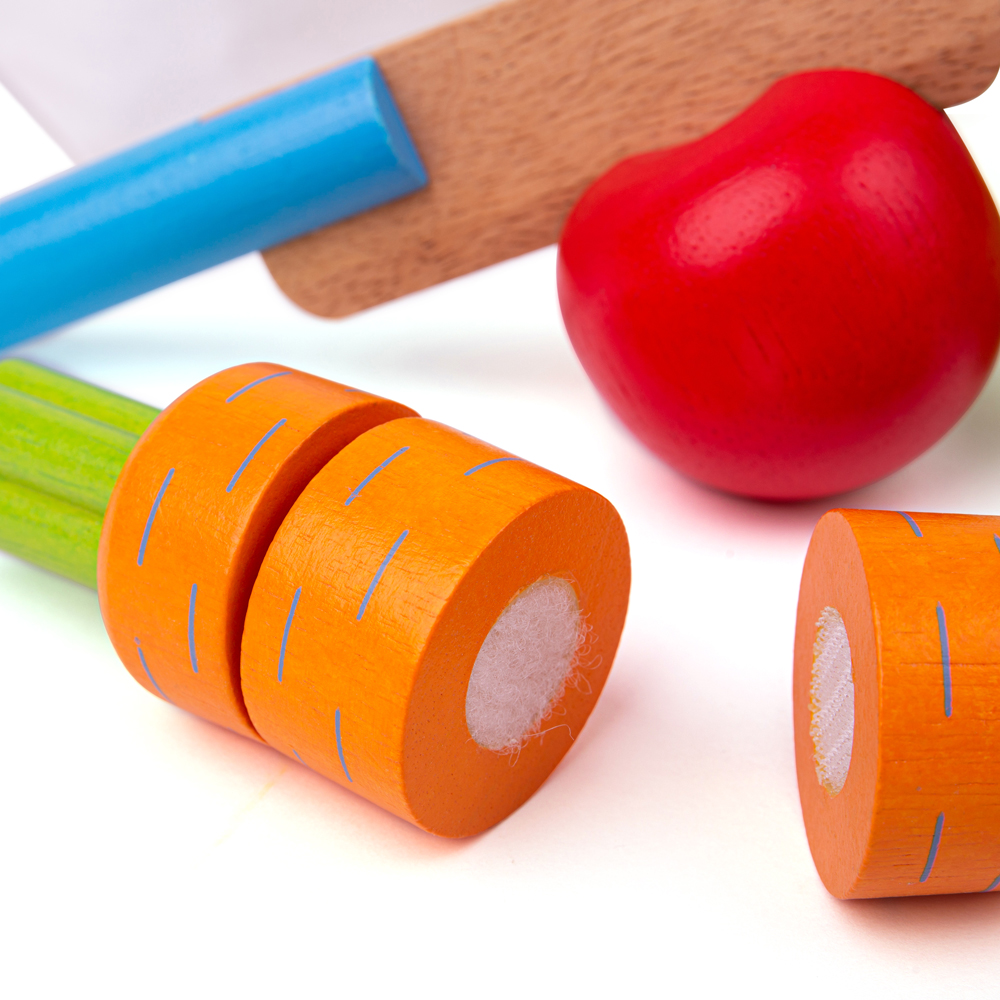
557,70,1000,500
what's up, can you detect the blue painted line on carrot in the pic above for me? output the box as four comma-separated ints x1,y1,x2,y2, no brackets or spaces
134,637,170,701
994,534,1000,557
357,529,408,621
336,708,352,782
187,583,199,673
898,511,923,537
137,467,174,566
292,749,303,763
920,812,945,882
277,586,302,683
344,446,409,506
226,417,287,493
464,456,520,476
937,602,953,718
984,873,1000,892
225,370,292,403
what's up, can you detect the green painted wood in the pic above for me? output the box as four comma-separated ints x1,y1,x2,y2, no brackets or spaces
0,361,162,588
0,359,158,436
0,384,139,514
0,475,103,587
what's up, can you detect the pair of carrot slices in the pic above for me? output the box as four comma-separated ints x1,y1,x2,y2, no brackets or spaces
99,363,630,837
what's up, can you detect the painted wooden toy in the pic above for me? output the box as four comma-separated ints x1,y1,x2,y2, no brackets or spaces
265,0,1000,318
0,358,630,836
795,508,1000,897
0,58,427,349
0,0,996,350
558,69,1000,500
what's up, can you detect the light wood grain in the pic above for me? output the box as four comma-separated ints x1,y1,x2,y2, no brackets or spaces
263,0,1000,318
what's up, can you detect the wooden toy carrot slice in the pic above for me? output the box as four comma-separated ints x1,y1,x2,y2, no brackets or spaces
795,508,1000,897
99,363,414,739
241,416,630,836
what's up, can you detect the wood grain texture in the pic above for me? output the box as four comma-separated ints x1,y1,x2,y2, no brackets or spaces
263,0,1000,318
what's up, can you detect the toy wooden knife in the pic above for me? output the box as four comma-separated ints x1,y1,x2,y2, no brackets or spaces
0,0,996,349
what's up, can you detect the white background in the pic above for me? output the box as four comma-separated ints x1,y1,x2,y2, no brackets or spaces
3,16,1000,1000
0,0,496,159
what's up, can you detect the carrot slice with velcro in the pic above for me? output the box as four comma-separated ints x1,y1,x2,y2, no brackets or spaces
796,508,1000,897
240,416,630,836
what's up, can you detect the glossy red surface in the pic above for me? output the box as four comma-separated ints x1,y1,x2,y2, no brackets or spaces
558,70,1000,500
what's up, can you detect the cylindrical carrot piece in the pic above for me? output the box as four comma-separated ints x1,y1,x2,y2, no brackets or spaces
241,417,631,836
0,360,630,837
795,508,1000,898
98,364,415,739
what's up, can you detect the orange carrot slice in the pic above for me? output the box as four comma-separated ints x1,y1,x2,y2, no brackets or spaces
98,363,415,738
240,416,630,836
796,509,1000,897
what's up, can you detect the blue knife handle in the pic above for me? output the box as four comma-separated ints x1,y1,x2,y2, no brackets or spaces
0,56,427,349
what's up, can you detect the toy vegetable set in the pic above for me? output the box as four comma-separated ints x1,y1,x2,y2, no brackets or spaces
2,0,1000,898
